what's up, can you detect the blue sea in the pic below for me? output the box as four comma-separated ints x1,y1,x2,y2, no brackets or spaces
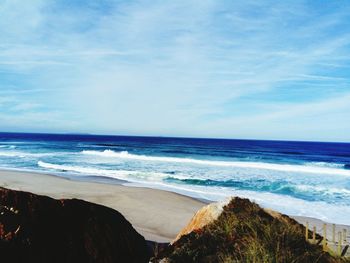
0,132,350,224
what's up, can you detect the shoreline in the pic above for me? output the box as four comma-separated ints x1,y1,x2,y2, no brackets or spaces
0,169,204,242
0,169,349,243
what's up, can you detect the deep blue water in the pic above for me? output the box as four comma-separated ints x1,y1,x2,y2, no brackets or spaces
0,132,350,224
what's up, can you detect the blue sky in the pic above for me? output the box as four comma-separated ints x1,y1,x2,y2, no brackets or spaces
0,0,350,141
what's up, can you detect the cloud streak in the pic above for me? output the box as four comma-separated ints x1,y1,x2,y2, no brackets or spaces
0,0,350,141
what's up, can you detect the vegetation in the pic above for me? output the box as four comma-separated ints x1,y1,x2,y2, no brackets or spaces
153,198,349,263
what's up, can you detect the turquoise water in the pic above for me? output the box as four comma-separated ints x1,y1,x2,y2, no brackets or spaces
0,132,350,224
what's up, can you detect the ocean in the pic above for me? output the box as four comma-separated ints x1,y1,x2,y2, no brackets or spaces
0,132,350,224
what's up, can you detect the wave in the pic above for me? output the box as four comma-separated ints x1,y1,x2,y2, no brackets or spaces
0,151,55,158
124,180,350,225
37,161,168,182
305,162,345,169
38,161,133,177
294,184,350,196
0,151,33,158
37,158,350,201
165,177,350,200
0,145,16,149
81,150,350,176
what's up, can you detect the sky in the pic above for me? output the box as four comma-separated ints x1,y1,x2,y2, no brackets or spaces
0,0,350,142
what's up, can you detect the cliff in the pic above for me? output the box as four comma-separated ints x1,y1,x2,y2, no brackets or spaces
0,187,149,263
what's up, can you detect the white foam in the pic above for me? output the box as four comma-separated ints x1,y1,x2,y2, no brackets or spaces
37,161,168,182
0,151,28,158
305,162,345,168
81,150,350,176
38,161,131,178
0,151,54,158
126,181,350,225
0,150,73,158
166,174,350,199
29,160,350,225
294,184,350,197
231,189,350,225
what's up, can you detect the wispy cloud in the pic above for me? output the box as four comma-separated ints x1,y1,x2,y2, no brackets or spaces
0,0,349,141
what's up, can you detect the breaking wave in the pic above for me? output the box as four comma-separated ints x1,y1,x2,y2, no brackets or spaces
37,161,168,182
81,150,350,176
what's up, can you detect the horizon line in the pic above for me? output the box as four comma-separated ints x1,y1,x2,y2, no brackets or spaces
0,130,349,144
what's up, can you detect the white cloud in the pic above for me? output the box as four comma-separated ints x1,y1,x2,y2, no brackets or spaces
0,0,349,140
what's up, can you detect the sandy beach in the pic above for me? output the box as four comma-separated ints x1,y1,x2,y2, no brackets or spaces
0,169,204,242
1,169,349,245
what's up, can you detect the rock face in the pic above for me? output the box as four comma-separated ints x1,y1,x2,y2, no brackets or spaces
0,187,149,263
153,197,336,263
172,199,230,243
173,199,319,245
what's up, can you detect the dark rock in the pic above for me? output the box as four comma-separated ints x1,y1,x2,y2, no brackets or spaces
153,197,338,263
147,241,170,259
0,187,149,263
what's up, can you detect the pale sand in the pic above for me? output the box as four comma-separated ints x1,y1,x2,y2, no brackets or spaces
0,169,349,247
0,170,204,242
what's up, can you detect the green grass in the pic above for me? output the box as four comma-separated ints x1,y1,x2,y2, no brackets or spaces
153,198,350,263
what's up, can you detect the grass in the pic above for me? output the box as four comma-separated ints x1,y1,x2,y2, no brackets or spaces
153,197,350,263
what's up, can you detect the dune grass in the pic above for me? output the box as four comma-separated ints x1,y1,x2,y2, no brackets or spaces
153,198,349,263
